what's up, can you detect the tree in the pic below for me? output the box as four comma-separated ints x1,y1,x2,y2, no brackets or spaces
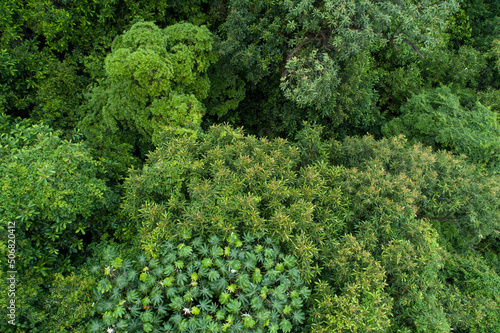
0,113,117,331
440,253,500,333
327,132,500,331
122,124,345,282
330,132,500,253
32,60,86,130
81,21,216,144
457,0,500,52
121,124,500,331
382,85,500,171
0,269,96,332
0,0,221,128
0,114,112,275
89,234,310,332
0,1,50,118
217,0,459,131
310,235,393,333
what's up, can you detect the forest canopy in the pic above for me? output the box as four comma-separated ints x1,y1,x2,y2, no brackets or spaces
0,1,499,332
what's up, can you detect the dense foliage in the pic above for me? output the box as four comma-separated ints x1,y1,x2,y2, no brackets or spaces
0,114,113,275
120,124,500,331
383,85,500,170
90,233,309,332
0,114,114,331
1,0,499,332
81,21,216,144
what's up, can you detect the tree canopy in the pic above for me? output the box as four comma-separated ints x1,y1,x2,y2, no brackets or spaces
82,21,216,144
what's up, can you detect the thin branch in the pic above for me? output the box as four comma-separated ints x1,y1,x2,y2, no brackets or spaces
431,0,446,6
283,29,335,77
373,31,424,58
402,38,424,58
392,42,399,51
418,216,458,222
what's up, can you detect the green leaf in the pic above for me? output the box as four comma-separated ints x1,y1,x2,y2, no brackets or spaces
269,323,279,333
202,258,213,267
208,270,220,282
292,310,305,324
143,322,153,332
212,246,224,257
252,268,262,283
139,272,149,282
98,279,112,294
178,243,193,257
163,276,174,287
227,284,237,293
216,309,226,320
170,296,183,310
111,257,123,269
140,310,154,323
254,245,264,253
114,304,126,318
126,290,139,303
174,260,184,269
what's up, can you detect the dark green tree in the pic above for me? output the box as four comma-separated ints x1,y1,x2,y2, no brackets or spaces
214,0,459,136
440,253,500,332
0,114,113,275
0,114,117,331
326,132,500,331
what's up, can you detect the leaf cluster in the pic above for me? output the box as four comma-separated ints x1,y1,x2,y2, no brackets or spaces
85,21,217,144
90,233,309,332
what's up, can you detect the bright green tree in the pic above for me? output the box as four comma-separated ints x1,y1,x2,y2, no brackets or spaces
122,124,347,281
121,123,500,331
82,21,216,144
1,0,220,128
